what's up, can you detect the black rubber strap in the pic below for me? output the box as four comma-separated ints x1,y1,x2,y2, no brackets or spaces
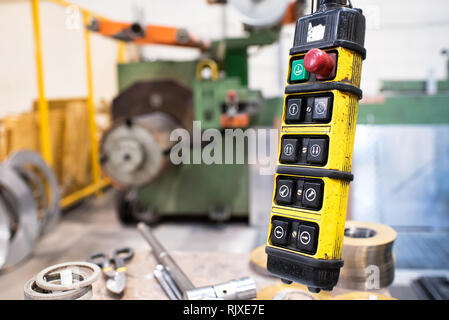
277,165,354,182
290,40,367,60
286,82,363,99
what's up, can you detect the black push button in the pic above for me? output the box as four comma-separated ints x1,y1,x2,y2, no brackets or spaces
312,97,332,121
306,138,328,164
276,179,294,204
302,182,323,209
280,138,300,163
285,99,303,123
297,224,317,252
271,220,290,246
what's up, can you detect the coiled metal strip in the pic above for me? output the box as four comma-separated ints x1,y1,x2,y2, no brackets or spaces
0,198,10,267
0,164,39,270
6,150,60,235
24,272,92,300
338,221,397,291
35,261,101,291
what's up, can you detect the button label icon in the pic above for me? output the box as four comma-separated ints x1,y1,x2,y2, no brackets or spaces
315,101,326,114
291,60,309,81
274,226,285,239
300,231,311,245
305,188,316,202
284,144,294,156
279,185,290,198
310,144,321,157
288,103,299,116
293,64,304,76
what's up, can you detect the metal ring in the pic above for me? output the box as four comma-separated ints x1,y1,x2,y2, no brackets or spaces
35,262,101,291
24,272,91,300
0,164,39,270
6,150,60,235
0,198,10,268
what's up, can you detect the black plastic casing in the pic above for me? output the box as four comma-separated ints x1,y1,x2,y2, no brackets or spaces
291,5,366,59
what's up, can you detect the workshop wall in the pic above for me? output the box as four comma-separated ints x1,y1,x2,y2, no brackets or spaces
0,0,117,118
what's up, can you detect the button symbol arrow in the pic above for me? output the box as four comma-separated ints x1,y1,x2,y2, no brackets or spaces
274,226,285,239
299,231,311,245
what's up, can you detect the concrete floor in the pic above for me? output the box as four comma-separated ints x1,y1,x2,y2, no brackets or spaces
0,190,262,300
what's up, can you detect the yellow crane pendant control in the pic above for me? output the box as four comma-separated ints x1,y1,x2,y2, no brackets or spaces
265,0,366,293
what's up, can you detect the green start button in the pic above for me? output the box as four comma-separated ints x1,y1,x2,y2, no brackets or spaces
290,59,309,82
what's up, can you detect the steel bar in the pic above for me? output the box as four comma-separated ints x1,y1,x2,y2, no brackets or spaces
137,222,195,296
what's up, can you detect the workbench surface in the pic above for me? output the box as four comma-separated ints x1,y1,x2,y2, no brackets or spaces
93,250,277,300
92,249,391,300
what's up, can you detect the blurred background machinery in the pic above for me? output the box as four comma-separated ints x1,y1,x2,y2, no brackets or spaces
98,0,306,223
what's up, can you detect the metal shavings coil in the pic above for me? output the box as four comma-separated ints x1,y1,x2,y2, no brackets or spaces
337,221,397,291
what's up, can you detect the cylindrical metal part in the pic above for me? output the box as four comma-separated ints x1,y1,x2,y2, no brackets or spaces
137,223,195,294
185,277,257,300
100,112,179,188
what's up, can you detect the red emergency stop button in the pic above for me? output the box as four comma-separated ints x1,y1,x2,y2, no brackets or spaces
304,48,337,80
